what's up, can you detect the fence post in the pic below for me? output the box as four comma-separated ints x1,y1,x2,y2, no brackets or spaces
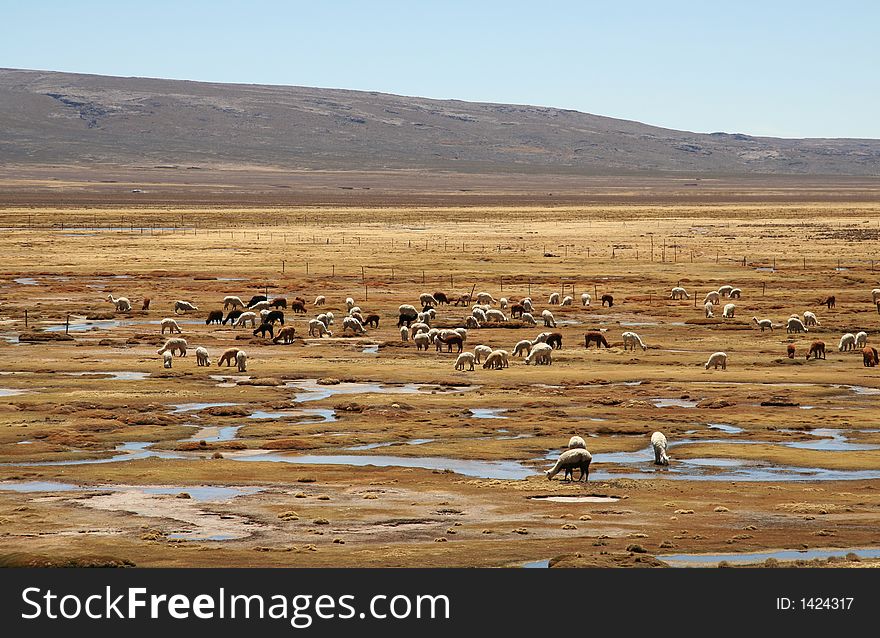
24,310,28,328
66,314,69,334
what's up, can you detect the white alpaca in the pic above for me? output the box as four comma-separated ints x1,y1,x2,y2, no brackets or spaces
314,295,326,306
581,293,591,307
342,316,365,335
525,342,553,365
235,350,247,372
546,448,592,481
482,350,508,369
107,294,132,312
454,352,476,371
521,298,534,312
410,322,430,335
308,319,331,337
717,285,734,297
722,303,736,319
499,298,508,309
160,318,182,334
803,311,820,327
568,435,587,450
317,312,333,327
249,300,270,312
417,311,432,325
872,289,880,303
157,338,188,357
195,346,210,366
855,331,868,348
651,431,670,465
704,291,721,305
486,309,507,322
752,317,773,332
453,328,468,341
419,293,437,308
786,317,807,333
345,297,355,311
234,311,258,328
729,288,742,299
223,296,244,311
472,308,488,323
548,292,560,305
260,309,270,322
839,333,856,351
174,300,199,314
414,333,430,351
520,312,537,325
512,339,532,357
670,287,689,300
560,295,573,307
531,332,551,345
163,351,173,368
704,352,728,370
541,309,556,327
349,306,362,316
621,331,647,351
465,316,480,329
476,292,495,305
473,344,493,364
400,326,410,341
704,301,714,318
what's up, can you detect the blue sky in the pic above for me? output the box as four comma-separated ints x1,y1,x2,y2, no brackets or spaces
2,0,877,138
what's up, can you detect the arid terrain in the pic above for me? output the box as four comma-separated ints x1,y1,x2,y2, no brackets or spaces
1,173,880,568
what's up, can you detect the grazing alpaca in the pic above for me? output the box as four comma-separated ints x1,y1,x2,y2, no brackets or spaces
704,291,721,305
520,312,537,325
160,318,182,335
512,339,532,357
545,332,563,349
721,303,736,318
222,309,243,325
855,331,868,348
704,351,727,370
308,319,331,337
786,316,808,333
581,293,591,307
314,295,326,306
217,348,241,367
499,297,509,309
525,342,552,365
399,326,410,341
839,333,856,351
205,310,224,325
249,300,270,312
471,307,488,323
273,326,297,344
433,292,449,305
157,338,188,357
560,295,573,307
704,301,714,318
253,322,274,339
872,289,880,304
521,298,534,312
729,288,742,299
510,304,525,318
601,294,614,307
476,292,495,305
397,304,419,328
486,309,507,322
568,435,587,450
787,344,796,359
174,300,199,314
473,344,493,364
413,333,431,351
235,350,247,372
362,314,380,328
345,297,355,311
107,294,132,312
752,317,773,332
541,309,557,327
546,448,592,482
584,331,609,348
264,310,284,325
269,298,287,309
195,346,210,367
342,316,366,335
317,312,334,327
717,285,734,297
234,311,258,328
290,300,306,314
223,296,245,311
482,350,507,370
803,311,820,327
863,347,879,367
141,298,151,311
622,331,647,351
651,431,670,465
806,340,826,360
163,351,173,368
548,292,560,305
419,293,438,308
436,333,464,353
246,295,267,308
454,352,476,371
670,287,689,300
822,295,836,309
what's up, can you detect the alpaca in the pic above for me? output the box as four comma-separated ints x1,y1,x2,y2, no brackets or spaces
419,293,438,308
863,347,879,367
525,342,552,365
510,304,524,318
822,295,836,309
486,309,507,322
545,332,563,349
346,297,355,311
531,332,551,345
195,346,210,367
253,322,274,339
584,331,609,348
314,295,326,306
107,294,132,312
223,296,245,311
174,300,199,314
670,287,689,300
349,306,362,317
273,326,297,344
317,312,334,327
752,317,773,332
234,311,258,328
803,311,820,327
548,292,560,305
433,292,449,305
235,350,247,372
568,435,587,450
343,316,365,335
249,301,270,312
541,309,556,327
264,310,284,325
520,312,537,325
721,303,736,319
400,325,410,341
454,352,476,371
361,314,380,328
499,297,509,309
546,448,592,482
453,294,471,306
704,291,721,305
157,338,188,357
205,310,224,325
482,351,507,369
512,339,532,357
521,298,534,312
704,301,714,318
410,322,430,335
163,351,173,368
729,288,742,299
872,289,880,304
222,310,242,325
308,319,331,337
601,294,614,307
473,345,493,364
476,292,495,305
246,295,267,308
622,331,647,351
453,328,468,342
269,298,287,309
855,331,868,348
397,304,419,328
705,352,728,370
160,318,182,334
717,285,734,297
839,333,856,351
651,431,670,465
290,300,306,314
806,340,826,360
786,316,807,333
217,348,241,367
141,298,151,311
465,316,480,329
560,295,573,307
787,344,796,359
472,308,488,323
581,293,591,306
436,333,464,353
414,333,430,351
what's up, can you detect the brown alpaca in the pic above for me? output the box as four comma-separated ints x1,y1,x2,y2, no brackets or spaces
546,332,563,349
806,341,826,360
584,331,609,348
822,295,836,309
269,298,287,309
876,301,880,316
217,348,241,367
290,300,306,314
787,343,796,359
432,292,449,305
436,334,464,353
364,314,380,328
510,304,525,318
863,346,879,367
272,326,297,344
141,297,151,311
601,294,614,307
205,310,224,325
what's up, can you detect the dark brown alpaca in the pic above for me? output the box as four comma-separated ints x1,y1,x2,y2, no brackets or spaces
601,294,614,307
265,310,284,325
584,331,609,348
433,292,449,305
822,295,836,309
364,314,380,328
787,343,796,359
205,310,224,325
141,297,151,311
806,341,826,360
863,346,879,367
253,322,274,339
546,332,563,349
436,334,464,353
290,300,306,314
222,309,243,325
510,304,525,318
269,298,287,309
